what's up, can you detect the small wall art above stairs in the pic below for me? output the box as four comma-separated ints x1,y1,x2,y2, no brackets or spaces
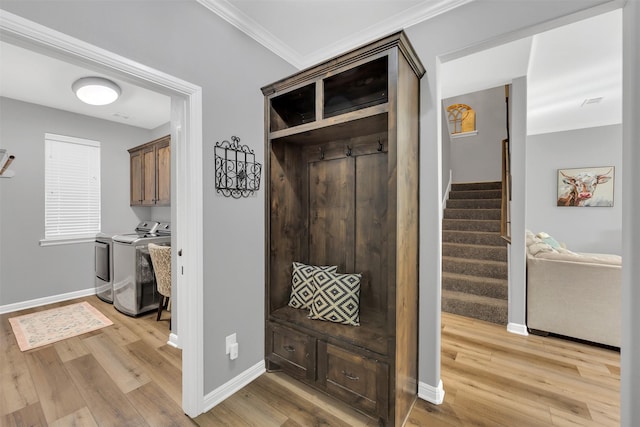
442,181,508,325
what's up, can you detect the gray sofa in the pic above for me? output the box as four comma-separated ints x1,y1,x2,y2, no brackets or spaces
525,231,621,347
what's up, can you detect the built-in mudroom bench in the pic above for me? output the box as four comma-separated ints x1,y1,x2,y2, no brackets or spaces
262,31,425,426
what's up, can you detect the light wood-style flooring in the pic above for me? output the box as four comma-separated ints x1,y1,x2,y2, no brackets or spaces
1,295,194,427
2,296,619,426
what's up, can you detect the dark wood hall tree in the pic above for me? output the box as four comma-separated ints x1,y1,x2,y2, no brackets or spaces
262,31,425,426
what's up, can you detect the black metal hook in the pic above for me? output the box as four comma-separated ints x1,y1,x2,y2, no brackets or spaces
346,145,352,157
319,146,325,160
377,139,384,152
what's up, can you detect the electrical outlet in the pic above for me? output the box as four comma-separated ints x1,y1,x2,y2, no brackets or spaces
230,342,239,360
225,333,236,355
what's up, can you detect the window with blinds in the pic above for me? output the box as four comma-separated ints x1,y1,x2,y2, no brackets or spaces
44,133,101,240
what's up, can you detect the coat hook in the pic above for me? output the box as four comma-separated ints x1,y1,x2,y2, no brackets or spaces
346,145,352,157
377,139,384,152
319,146,325,160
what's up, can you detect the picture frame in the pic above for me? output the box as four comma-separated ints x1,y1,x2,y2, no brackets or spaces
557,166,614,207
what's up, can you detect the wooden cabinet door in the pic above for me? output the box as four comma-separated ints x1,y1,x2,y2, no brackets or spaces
141,146,156,205
318,341,389,421
267,324,316,381
130,150,143,205
155,140,171,205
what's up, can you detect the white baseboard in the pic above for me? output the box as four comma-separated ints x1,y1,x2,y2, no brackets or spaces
168,333,180,348
0,287,96,314
418,379,445,405
507,322,529,336
203,360,265,412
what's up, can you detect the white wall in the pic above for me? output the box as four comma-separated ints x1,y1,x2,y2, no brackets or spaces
445,86,508,183
526,124,622,254
0,97,152,305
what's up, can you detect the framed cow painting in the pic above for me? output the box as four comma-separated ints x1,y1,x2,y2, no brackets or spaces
557,166,614,207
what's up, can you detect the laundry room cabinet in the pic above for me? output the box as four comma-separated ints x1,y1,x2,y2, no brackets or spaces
129,135,170,206
262,32,424,426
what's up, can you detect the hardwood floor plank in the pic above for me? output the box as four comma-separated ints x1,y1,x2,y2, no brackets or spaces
126,382,196,427
444,351,592,420
193,402,252,427
269,371,377,426
220,387,289,427
0,339,39,416
25,346,86,424
157,343,183,370
54,336,90,362
442,374,553,425
125,339,182,406
3,402,48,427
453,390,550,427
65,354,148,427
49,407,99,427
247,374,366,427
82,333,151,393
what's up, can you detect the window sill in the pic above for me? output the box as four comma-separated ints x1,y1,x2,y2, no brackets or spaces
39,236,96,247
451,130,478,139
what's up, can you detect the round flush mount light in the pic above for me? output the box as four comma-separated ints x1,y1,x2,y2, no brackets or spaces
72,76,121,106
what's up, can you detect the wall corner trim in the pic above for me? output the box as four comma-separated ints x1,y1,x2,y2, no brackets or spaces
418,379,445,405
507,322,529,336
203,360,266,412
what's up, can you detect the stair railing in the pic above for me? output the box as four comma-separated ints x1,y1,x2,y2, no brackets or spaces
501,137,511,243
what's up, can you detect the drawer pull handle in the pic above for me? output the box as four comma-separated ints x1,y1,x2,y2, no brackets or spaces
283,345,296,352
342,371,360,381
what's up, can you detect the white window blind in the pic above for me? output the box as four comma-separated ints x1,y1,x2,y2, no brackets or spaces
45,133,101,240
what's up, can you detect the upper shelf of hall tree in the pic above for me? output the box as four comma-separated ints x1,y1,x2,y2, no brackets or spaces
261,31,425,140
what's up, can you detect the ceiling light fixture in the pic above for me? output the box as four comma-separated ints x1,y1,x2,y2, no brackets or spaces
72,76,121,106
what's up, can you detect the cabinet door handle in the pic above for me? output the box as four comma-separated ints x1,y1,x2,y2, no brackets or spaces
283,345,296,352
342,371,360,381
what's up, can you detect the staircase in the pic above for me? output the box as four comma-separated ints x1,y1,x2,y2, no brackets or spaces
442,181,508,325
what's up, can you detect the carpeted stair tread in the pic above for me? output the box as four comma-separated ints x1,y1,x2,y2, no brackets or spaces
442,180,507,324
443,230,507,247
451,181,502,191
443,218,501,232
442,242,507,262
443,256,508,279
446,198,502,209
448,189,502,200
442,289,508,325
443,208,501,220
442,271,508,299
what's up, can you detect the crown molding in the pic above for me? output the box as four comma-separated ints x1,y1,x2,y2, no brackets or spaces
196,0,305,68
197,0,474,70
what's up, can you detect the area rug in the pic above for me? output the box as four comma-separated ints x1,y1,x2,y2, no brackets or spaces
9,301,113,351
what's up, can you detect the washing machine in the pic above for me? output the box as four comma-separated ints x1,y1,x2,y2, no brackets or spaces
112,222,170,316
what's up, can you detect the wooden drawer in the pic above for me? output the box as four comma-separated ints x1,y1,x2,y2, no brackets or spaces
267,323,316,381
318,342,388,420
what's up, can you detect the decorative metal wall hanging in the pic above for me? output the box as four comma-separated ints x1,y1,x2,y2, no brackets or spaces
214,136,262,198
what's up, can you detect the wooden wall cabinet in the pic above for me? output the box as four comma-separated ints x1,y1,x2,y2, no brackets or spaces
262,32,424,426
129,135,170,206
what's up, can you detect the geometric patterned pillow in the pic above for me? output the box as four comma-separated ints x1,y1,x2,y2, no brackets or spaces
288,262,338,310
309,270,361,326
